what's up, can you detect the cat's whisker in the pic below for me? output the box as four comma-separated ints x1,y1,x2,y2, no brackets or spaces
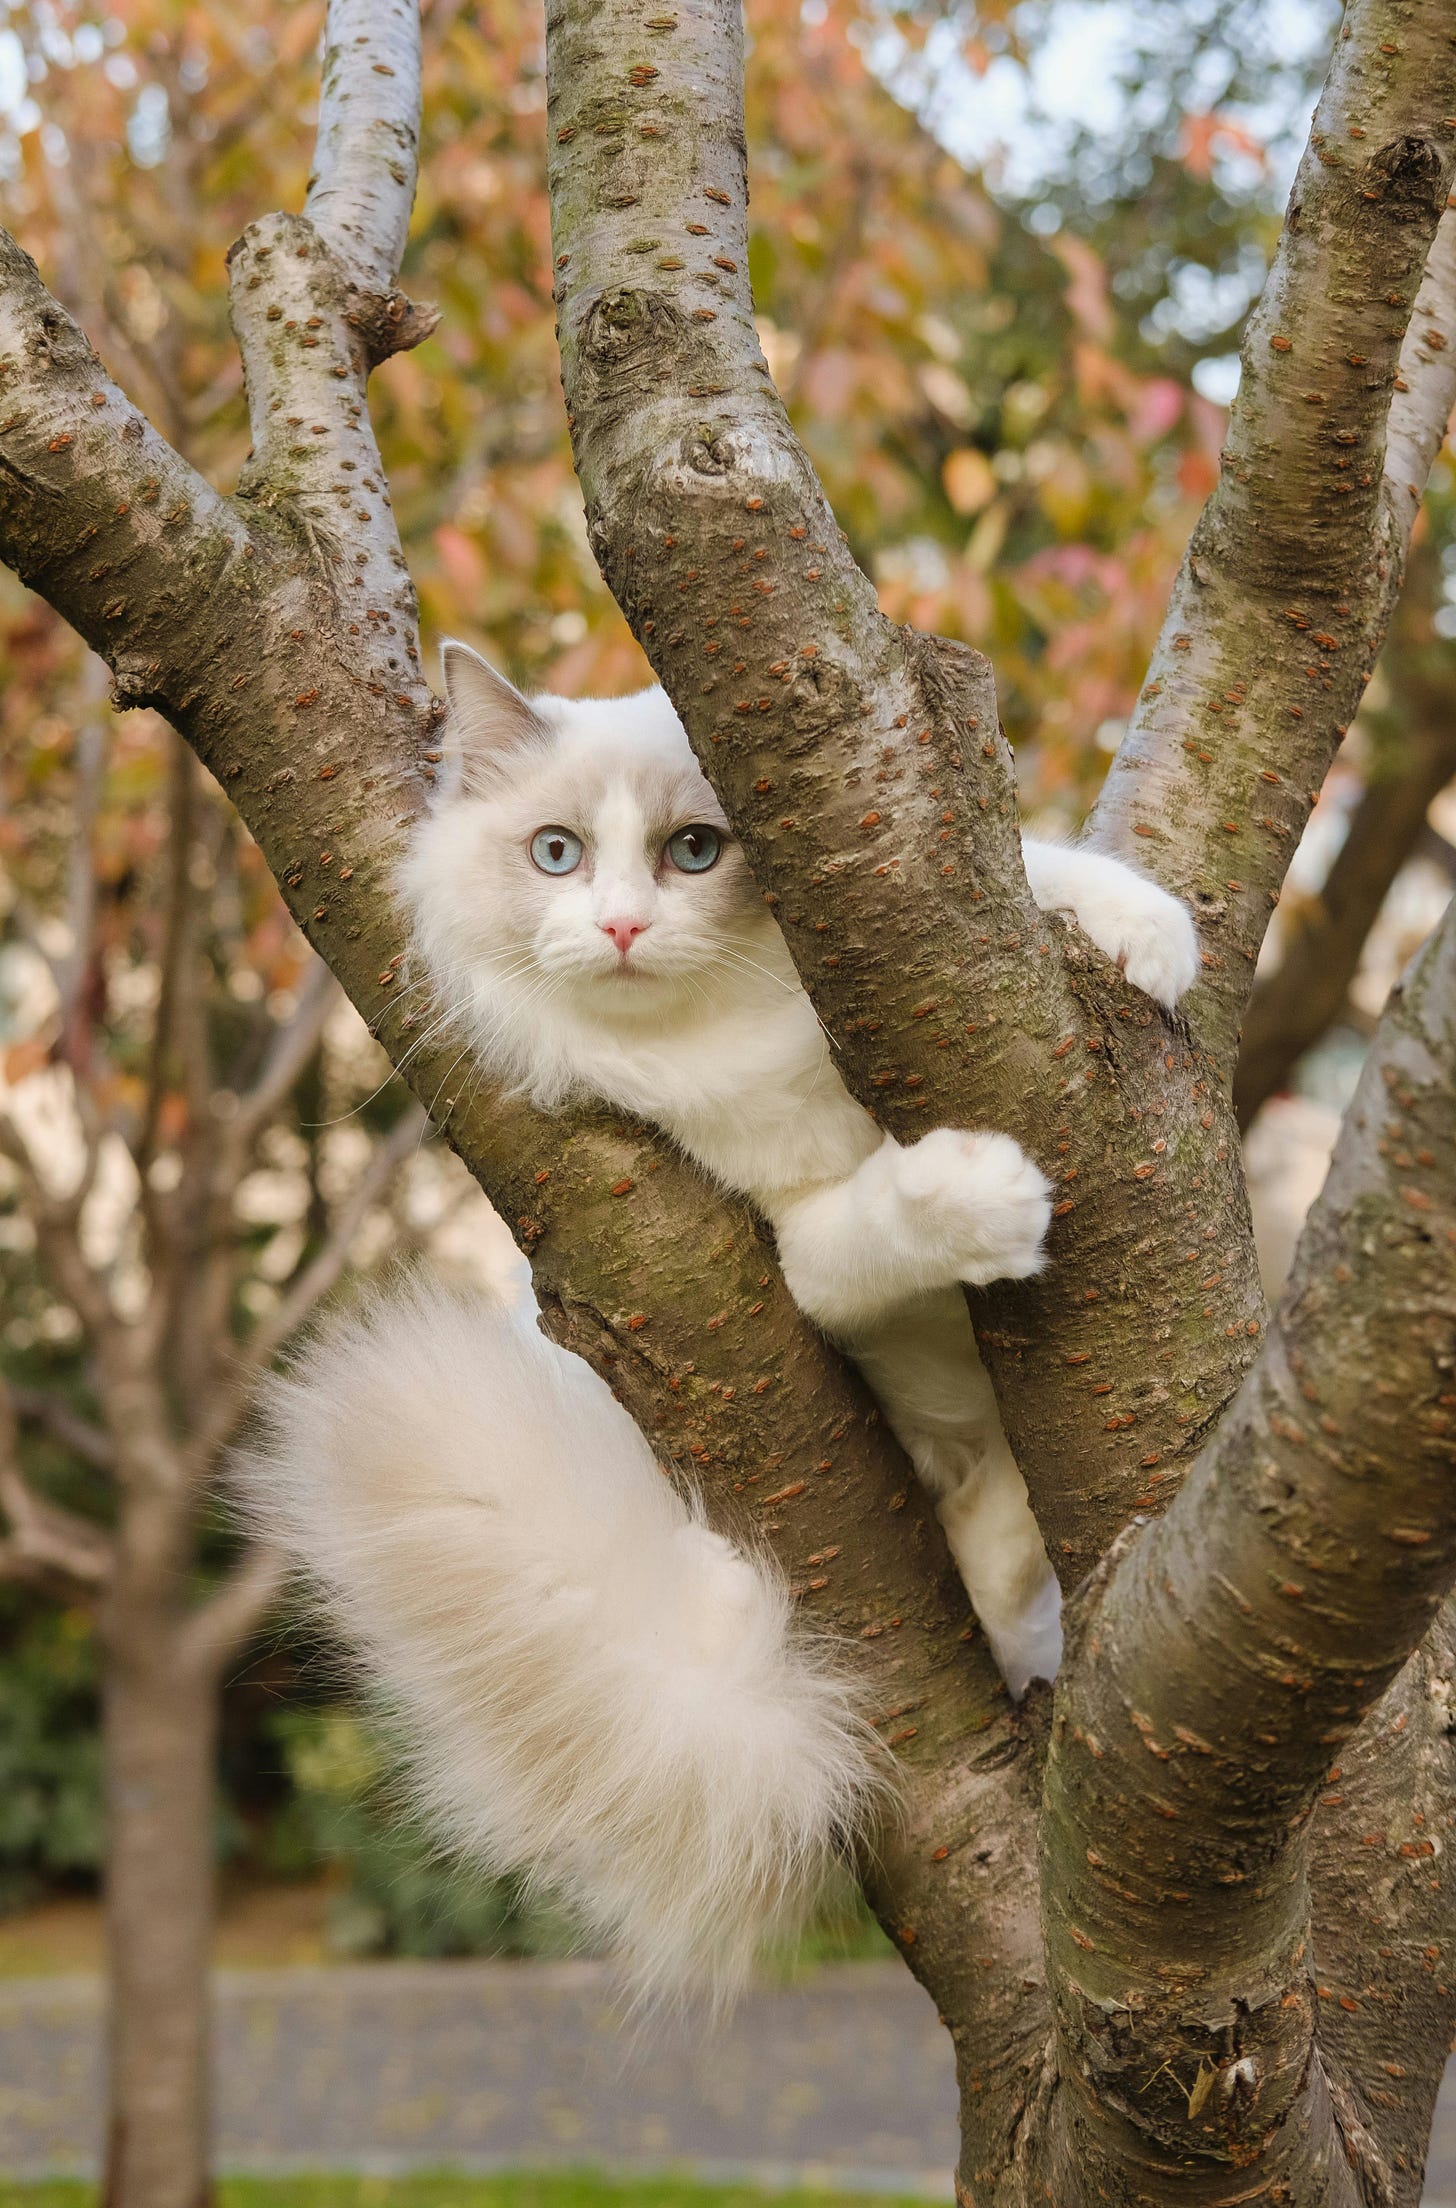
712,947,839,1051
361,973,436,1040
800,1023,832,1111
676,974,716,1027
357,755,445,804
304,1003,464,1129
424,1041,480,1125
470,969,570,1050
711,946,802,995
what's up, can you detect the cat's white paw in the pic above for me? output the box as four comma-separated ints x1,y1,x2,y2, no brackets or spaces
981,1572,1063,1699
895,1129,1053,1285
1109,891,1200,1010
1022,842,1199,1009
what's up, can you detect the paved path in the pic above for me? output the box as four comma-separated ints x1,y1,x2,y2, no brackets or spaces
2,1959,1455,2200
0,1962,955,2194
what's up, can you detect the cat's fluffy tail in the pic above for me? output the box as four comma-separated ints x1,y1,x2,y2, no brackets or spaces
235,1275,880,2006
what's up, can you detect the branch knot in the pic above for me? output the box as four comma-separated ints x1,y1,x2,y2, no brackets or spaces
345,285,441,366
1366,134,1447,218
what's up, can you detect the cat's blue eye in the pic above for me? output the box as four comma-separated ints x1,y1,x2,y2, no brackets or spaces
665,824,722,874
529,826,584,875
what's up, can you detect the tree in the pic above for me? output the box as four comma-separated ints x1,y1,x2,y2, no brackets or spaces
0,0,1454,2202
0,0,1236,2191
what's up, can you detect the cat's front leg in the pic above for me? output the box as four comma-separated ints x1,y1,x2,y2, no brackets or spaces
773,1131,1051,1335
1021,838,1199,1009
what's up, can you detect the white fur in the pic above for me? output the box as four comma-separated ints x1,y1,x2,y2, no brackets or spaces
236,1275,880,2006
249,647,1198,2004
1021,839,1200,1007
398,647,1198,1694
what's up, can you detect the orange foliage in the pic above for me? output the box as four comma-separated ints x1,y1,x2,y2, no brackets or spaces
0,0,1224,962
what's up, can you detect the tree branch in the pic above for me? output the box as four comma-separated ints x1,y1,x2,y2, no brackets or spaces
1089,27,1456,1058
135,732,202,1241
0,231,256,705
1040,896,1456,2195
179,1539,287,1676
0,1108,118,1345
0,1376,113,1595
1385,202,1456,511
226,952,337,1146
10,1384,115,1473
53,662,108,1074
1236,551,1456,1128
304,0,424,298
1304,1606,1456,2200
189,1102,428,1473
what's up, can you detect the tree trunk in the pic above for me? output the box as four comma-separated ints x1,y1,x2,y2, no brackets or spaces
101,1625,217,2208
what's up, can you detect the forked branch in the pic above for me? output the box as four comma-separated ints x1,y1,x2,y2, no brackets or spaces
1236,542,1456,1126
0,1377,113,1595
1042,897,1456,2194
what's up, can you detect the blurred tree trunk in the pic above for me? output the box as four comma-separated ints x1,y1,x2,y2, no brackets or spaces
102,1636,217,2208
0,667,419,2197
1235,537,1456,1126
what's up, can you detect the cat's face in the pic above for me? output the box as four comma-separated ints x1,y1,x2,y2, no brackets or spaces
406,644,772,1020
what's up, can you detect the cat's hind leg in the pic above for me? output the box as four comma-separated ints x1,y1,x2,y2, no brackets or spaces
850,1298,1062,1697
935,1455,1063,1696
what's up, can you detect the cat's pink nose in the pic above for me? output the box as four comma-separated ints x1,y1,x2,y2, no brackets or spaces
601,917,649,956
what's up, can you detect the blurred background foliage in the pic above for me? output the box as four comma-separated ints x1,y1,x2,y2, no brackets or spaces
0,0,1451,1963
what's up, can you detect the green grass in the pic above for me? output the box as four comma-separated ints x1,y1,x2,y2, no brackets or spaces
0,2177,933,2208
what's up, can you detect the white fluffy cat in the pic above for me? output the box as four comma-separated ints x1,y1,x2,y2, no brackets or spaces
242,640,1197,2002
404,644,1196,1688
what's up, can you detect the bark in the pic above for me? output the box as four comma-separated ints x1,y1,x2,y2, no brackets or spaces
303,0,422,296
1090,68,1456,1062
1305,1611,1456,2208
1040,900,1456,2201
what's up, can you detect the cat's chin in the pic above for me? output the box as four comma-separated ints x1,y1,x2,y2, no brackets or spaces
562,963,719,1025
577,966,688,1008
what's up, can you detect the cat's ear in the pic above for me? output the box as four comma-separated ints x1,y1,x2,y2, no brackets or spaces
438,640,550,797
